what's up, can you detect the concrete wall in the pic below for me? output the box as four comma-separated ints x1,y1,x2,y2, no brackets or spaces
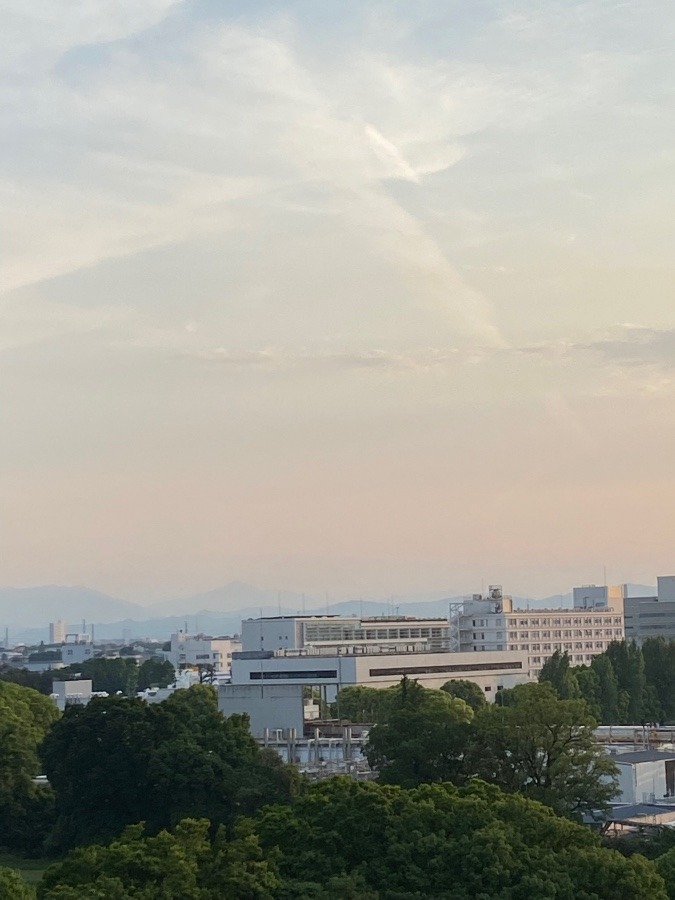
241,617,303,653
217,683,305,737
62,643,94,665
231,649,529,702
616,760,670,805
51,679,94,711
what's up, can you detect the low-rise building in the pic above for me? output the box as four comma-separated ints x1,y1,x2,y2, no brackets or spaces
51,679,96,711
231,646,528,703
61,634,94,665
611,749,675,805
164,631,241,673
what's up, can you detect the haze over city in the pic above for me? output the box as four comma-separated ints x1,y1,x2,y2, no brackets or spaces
1,0,673,604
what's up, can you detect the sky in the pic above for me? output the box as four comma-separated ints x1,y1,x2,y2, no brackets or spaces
1,0,673,603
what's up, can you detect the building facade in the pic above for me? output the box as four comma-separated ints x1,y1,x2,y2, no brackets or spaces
164,631,241,672
231,646,528,702
241,614,451,655
455,586,624,678
623,576,675,645
49,620,67,644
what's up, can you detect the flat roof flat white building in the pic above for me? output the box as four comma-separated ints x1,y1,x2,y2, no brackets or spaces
164,631,241,672
241,613,452,655
231,646,528,702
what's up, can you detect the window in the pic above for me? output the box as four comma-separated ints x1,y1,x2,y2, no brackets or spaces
251,669,338,680
369,661,523,677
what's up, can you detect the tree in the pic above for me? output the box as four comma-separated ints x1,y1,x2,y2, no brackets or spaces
365,677,472,787
67,657,139,696
606,641,647,723
41,686,298,850
37,819,280,900
0,665,54,696
137,658,175,691
539,649,580,699
574,665,601,720
330,684,396,723
440,679,486,712
643,638,675,722
591,653,620,723
467,682,618,818
253,778,666,899
0,867,35,900
0,681,59,852
656,845,675,900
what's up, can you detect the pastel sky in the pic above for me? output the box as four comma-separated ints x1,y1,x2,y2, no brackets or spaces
1,0,673,603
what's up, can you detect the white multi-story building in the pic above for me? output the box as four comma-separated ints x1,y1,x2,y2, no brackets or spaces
454,586,624,678
164,631,241,672
61,634,94,665
241,614,451,655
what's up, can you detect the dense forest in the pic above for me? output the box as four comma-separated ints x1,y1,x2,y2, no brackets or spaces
538,638,675,724
3,643,675,897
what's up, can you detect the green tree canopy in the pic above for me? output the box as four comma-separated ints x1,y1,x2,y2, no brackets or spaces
365,677,473,787
37,819,279,900
60,657,139,696
40,686,298,850
539,649,581,699
0,866,35,900
254,778,666,899
440,678,487,712
137,657,175,691
0,681,59,852
331,684,396,723
467,681,618,818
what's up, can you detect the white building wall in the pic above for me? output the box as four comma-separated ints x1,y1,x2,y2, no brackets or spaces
231,650,528,702
166,632,241,671
51,679,94,711
615,760,670,805
241,617,304,653
62,643,94,665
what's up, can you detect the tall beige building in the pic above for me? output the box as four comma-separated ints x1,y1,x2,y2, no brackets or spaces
49,619,66,644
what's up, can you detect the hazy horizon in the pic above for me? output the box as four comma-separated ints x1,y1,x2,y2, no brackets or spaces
2,1,672,604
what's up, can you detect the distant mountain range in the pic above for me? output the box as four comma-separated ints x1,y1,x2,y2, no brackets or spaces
0,581,658,645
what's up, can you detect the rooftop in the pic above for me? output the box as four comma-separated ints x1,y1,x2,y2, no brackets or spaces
612,750,675,764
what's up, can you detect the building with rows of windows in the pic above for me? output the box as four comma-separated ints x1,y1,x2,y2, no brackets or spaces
454,586,624,678
240,613,452,655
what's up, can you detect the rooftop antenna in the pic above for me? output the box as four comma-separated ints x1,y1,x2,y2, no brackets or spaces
360,597,363,618
603,565,607,587
302,592,306,614
278,590,282,617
